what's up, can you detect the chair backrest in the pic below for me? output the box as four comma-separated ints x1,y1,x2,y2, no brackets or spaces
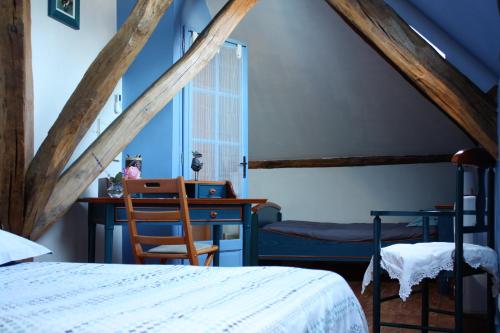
123,177,196,261
451,148,495,248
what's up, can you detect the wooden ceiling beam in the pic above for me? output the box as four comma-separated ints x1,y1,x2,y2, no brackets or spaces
32,0,257,240
0,0,33,234
249,154,453,169
324,0,497,158
22,0,173,237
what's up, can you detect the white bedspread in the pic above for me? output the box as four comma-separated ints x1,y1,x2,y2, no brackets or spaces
0,262,367,333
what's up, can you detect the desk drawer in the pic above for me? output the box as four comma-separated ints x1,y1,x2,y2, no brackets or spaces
190,207,242,222
115,207,176,222
198,184,226,198
114,206,242,223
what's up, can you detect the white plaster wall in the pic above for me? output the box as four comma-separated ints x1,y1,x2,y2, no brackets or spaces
205,0,466,228
31,0,122,262
249,164,456,223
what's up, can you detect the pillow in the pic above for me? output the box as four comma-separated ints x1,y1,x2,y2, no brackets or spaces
0,230,51,265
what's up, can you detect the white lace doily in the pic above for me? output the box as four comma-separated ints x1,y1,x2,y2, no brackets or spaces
362,242,499,301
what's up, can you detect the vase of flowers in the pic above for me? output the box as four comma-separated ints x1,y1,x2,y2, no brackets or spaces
106,155,142,198
124,165,141,180
125,155,142,178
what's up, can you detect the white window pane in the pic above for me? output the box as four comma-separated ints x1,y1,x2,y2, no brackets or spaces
192,92,215,140
219,144,241,196
219,96,241,143
219,46,241,94
193,55,216,90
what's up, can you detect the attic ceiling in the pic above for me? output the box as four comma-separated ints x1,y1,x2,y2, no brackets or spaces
408,0,500,82
207,0,475,161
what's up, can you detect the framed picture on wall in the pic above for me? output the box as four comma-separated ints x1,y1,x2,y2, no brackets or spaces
48,0,80,30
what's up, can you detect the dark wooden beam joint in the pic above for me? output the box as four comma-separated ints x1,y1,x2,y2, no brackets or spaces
486,85,498,107
249,154,453,169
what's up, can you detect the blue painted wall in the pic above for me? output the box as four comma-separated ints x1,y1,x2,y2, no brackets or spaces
117,0,177,178
178,0,212,33
118,0,212,179
117,0,215,264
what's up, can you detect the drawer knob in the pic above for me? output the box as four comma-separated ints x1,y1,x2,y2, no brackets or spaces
210,211,218,219
209,188,217,195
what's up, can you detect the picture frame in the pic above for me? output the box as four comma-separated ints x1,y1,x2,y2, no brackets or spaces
48,0,80,30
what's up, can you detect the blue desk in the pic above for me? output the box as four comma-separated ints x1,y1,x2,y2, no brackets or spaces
79,197,266,265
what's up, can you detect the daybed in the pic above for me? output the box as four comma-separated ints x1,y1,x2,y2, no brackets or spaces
251,202,451,264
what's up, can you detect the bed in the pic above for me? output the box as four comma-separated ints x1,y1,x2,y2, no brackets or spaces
0,262,367,333
252,203,451,264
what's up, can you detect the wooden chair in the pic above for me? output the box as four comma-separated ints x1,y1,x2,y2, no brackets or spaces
369,148,497,333
123,177,218,266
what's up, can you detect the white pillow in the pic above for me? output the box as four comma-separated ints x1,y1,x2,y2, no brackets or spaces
0,229,51,265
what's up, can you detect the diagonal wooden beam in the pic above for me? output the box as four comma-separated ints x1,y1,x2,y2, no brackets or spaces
324,0,497,158
22,0,173,238
0,0,33,235
32,0,257,240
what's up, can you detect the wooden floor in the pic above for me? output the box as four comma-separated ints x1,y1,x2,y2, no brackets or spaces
353,280,490,332
263,261,487,332
351,280,454,332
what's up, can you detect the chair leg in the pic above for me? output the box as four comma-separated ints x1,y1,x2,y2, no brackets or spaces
455,274,463,333
422,279,429,333
204,252,215,266
132,245,144,265
487,274,495,333
135,256,145,265
373,279,381,333
373,216,381,333
189,254,199,266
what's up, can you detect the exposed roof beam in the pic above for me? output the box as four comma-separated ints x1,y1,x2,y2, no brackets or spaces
324,0,497,158
32,0,257,240
0,0,33,234
22,0,173,237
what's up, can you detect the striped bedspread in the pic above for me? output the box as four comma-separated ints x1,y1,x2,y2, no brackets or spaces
0,262,367,333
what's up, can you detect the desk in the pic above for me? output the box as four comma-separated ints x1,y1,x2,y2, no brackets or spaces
78,197,267,265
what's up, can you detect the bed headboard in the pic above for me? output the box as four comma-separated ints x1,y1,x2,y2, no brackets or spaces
252,202,282,226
